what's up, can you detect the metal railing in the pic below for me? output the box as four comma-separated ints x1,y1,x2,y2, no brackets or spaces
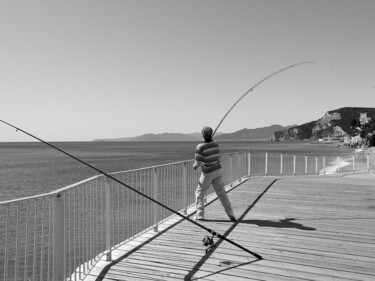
0,150,371,281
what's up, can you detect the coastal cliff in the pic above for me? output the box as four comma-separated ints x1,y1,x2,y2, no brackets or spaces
272,107,375,141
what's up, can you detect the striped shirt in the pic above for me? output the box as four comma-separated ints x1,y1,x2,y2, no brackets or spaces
194,140,221,173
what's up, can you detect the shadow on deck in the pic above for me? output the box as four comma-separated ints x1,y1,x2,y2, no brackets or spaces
84,173,375,281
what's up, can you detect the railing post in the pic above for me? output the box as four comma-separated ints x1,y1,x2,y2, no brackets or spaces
153,168,159,232
305,155,307,175
323,156,326,175
53,193,64,281
265,152,268,176
293,154,296,175
337,155,340,173
238,152,242,182
247,152,251,176
105,178,112,261
280,153,283,176
315,155,318,175
4,207,9,281
229,154,233,186
352,154,355,172
367,153,370,172
182,162,188,215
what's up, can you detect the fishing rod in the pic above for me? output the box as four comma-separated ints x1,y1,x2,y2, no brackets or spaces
0,119,262,260
213,61,321,136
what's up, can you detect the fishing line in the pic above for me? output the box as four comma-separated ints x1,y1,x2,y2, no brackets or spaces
213,61,327,136
0,119,262,260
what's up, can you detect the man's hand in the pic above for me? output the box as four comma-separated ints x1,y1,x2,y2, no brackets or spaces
193,163,198,170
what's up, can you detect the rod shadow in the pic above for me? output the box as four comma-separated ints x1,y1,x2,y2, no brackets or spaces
184,179,279,280
187,260,259,280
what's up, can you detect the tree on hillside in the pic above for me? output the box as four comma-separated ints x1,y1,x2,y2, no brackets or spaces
351,119,358,128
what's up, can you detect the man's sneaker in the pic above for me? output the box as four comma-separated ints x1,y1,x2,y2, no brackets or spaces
194,215,204,220
228,215,236,221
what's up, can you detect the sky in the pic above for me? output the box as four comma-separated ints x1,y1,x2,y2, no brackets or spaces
0,0,374,142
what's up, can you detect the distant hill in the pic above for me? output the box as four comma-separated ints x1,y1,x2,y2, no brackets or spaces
272,107,375,141
94,107,375,142
215,125,295,140
93,125,292,142
94,133,201,142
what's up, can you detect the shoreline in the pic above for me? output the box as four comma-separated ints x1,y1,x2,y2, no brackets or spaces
321,147,375,174
0,142,370,202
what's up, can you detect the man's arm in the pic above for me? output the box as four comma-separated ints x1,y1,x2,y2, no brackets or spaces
193,146,204,169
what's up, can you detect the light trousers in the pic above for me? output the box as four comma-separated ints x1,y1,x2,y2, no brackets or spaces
195,168,233,218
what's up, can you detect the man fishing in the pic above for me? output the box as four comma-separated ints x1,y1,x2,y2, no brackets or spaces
1,61,319,261
193,126,236,221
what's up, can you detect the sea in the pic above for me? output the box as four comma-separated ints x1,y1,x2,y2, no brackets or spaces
0,140,353,202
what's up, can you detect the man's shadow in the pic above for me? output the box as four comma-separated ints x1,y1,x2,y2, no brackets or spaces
242,217,316,231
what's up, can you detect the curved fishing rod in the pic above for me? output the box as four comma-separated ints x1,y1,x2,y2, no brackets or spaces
213,61,319,136
0,119,262,260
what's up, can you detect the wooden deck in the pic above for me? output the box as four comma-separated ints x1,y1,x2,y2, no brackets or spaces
85,173,375,281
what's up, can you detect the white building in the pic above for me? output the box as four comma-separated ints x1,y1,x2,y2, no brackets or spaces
359,113,371,125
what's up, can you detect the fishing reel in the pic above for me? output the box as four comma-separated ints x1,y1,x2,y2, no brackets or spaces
202,235,215,253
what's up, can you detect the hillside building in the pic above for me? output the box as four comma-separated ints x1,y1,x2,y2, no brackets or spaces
360,112,371,125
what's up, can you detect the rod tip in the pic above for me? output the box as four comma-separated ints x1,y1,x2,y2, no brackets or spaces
315,60,333,66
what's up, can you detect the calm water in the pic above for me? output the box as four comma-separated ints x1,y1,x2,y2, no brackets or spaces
0,141,352,201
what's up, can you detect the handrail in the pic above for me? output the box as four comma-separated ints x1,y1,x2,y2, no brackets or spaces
0,175,101,206
0,150,371,281
0,151,242,206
